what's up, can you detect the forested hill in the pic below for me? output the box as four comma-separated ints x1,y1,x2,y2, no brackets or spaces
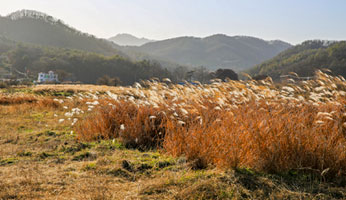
247,40,346,80
0,10,122,56
0,37,172,85
125,34,292,71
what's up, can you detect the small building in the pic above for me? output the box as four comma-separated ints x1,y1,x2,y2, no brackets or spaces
37,71,59,83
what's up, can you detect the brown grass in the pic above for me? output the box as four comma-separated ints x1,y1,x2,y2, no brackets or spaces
164,100,346,176
76,100,168,150
0,92,66,109
1,73,346,199
0,94,38,105
33,84,131,94
76,71,346,179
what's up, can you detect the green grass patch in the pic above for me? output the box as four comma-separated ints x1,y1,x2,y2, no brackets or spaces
17,126,34,133
93,139,124,151
0,157,17,166
17,151,33,157
82,162,97,171
34,90,75,97
30,113,45,121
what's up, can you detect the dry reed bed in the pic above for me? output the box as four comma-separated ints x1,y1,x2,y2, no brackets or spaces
73,71,346,178
0,94,38,105
0,93,68,110
33,84,137,94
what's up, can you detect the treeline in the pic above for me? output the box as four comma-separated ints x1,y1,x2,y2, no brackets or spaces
2,43,175,85
248,40,346,80
0,37,242,85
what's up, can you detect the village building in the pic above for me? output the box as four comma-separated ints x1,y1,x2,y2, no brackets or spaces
37,71,59,83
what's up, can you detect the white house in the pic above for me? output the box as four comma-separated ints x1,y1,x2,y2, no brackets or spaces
37,71,59,83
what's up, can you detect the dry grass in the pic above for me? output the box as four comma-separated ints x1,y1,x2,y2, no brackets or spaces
0,94,38,105
164,100,346,176
76,71,346,179
33,84,134,94
76,101,168,150
1,71,346,199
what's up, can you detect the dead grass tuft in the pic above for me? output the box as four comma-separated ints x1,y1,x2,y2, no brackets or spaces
76,100,169,150
0,94,37,105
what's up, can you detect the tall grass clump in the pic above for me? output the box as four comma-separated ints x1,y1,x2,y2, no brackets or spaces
75,71,346,178
164,100,346,177
76,100,170,150
0,94,38,105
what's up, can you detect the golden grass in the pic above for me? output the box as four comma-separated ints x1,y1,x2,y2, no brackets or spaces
1,74,346,199
0,94,38,105
33,84,133,94
76,101,168,149
76,71,346,178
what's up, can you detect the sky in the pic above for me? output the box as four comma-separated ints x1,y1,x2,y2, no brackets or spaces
0,0,345,44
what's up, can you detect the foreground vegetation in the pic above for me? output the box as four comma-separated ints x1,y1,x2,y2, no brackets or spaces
0,71,345,199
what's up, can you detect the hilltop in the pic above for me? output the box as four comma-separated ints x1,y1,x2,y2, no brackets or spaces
109,33,154,46
0,10,122,56
0,10,186,73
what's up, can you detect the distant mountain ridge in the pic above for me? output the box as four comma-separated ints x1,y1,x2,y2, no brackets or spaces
0,10,122,56
109,33,154,46
125,34,292,71
0,10,293,72
247,40,346,80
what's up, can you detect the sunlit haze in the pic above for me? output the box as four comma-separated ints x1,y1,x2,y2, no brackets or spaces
1,0,346,44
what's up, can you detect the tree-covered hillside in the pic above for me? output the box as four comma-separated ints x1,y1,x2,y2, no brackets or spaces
0,10,122,56
126,34,291,71
248,40,346,80
0,38,172,85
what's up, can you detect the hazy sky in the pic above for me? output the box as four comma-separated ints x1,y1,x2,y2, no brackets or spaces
1,0,345,44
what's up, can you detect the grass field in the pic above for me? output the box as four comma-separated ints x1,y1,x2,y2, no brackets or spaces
0,71,345,199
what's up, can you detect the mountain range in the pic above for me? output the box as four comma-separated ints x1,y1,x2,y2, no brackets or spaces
123,34,292,71
109,33,154,46
2,9,345,83
0,10,294,72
